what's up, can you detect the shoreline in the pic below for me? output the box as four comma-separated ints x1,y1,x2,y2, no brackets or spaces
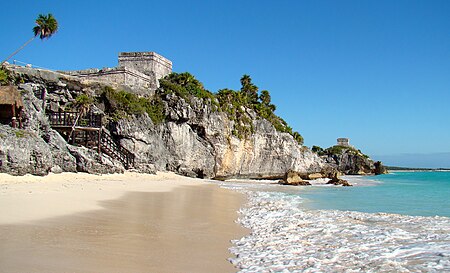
222,176,450,272
0,171,248,272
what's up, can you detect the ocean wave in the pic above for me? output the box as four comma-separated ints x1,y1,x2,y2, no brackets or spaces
222,182,450,272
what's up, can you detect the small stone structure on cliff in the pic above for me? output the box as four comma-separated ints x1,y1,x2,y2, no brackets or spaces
337,138,350,147
63,52,172,92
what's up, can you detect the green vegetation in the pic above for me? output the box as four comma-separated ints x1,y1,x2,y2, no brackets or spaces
216,88,254,138
0,68,8,85
218,75,303,143
101,86,165,124
240,74,259,105
91,73,303,142
312,145,324,155
312,144,370,158
2,13,58,65
159,72,217,104
15,130,28,138
74,94,93,114
159,73,304,144
146,96,166,125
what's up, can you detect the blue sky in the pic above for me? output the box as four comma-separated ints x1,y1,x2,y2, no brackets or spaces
2,0,449,167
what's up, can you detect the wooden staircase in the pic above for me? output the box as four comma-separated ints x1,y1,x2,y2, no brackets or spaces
100,129,135,169
47,111,135,169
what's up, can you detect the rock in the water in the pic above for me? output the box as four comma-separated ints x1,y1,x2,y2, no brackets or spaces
279,170,311,186
326,171,352,186
307,172,324,180
374,161,388,175
327,178,352,186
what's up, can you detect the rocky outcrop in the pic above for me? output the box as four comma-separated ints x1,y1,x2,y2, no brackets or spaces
278,170,311,186
326,171,352,186
113,94,324,179
321,146,382,175
1,65,325,178
374,161,388,175
0,66,126,176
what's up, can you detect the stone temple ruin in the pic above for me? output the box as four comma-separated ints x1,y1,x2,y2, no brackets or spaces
64,52,172,92
337,138,350,147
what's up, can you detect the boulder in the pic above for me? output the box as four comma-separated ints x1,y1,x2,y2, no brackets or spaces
374,161,388,175
279,170,311,186
327,178,352,187
306,172,324,180
326,171,352,186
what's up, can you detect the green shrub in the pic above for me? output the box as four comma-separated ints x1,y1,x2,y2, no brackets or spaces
160,72,305,143
292,131,304,145
146,96,166,125
159,72,217,107
325,145,347,155
0,68,8,85
324,145,369,158
312,145,323,153
15,130,28,138
101,86,166,124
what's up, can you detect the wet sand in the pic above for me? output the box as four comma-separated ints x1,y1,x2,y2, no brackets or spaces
0,172,247,272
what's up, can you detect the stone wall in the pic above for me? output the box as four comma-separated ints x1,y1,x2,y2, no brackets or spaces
118,52,172,80
337,138,350,147
62,52,172,93
63,67,157,91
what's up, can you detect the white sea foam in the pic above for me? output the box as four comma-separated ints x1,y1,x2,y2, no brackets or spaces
220,181,450,272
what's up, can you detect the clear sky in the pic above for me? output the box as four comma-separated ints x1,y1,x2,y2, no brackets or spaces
2,0,449,167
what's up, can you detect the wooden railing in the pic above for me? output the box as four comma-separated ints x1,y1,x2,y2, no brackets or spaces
47,111,102,128
100,129,135,169
47,111,135,169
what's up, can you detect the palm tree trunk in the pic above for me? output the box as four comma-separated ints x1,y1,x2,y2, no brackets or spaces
1,36,36,65
68,112,81,143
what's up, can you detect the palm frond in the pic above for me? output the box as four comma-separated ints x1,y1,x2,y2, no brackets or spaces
33,13,58,39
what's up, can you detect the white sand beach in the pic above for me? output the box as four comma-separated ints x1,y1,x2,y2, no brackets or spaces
0,171,248,272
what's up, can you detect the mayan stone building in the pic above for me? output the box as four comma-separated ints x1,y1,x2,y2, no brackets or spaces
118,52,172,80
337,138,350,147
64,52,172,92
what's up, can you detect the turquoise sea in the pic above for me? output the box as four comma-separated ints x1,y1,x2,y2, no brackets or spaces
302,171,450,217
221,171,450,272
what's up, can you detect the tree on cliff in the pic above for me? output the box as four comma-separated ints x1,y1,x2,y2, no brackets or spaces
240,74,259,105
68,94,93,142
1,13,58,65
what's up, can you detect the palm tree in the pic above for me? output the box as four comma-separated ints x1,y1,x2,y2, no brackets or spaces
240,74,258,105
68,94,93,143
1,13,58,65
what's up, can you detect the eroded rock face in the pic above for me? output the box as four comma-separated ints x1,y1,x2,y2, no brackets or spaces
1,66,325,178
374,161,388,175
214,119,323,179
0,126,52,176
114,95,325,179
0,67,128,176
324,149,375,175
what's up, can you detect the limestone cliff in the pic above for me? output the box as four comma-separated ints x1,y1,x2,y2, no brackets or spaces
313,145,386,175
0,66,324,178
114,94,323,179
0,77,124,175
